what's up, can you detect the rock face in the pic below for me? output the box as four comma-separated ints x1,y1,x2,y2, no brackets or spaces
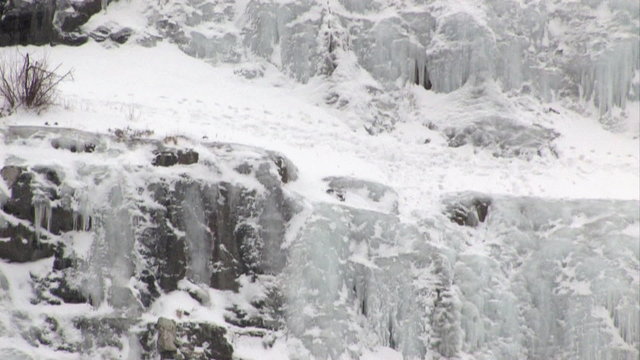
0,164,78,262
444,117,560,159
324,176,399,214
0,126,297,357
445,193,493,227
139,320,233,360
0,0,111,46
0,126,637,360
156,317,177,357
152,149,199,167
0,0,57,46
144,0,639,130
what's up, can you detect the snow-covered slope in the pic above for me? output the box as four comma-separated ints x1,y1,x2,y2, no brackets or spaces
0,0,638,359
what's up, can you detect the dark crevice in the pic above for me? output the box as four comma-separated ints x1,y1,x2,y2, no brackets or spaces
414,60,432,90
423,64,432,90
388,317,396,349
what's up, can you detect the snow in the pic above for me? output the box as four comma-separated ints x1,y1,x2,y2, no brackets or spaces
0,0,638,359
1,42,637,212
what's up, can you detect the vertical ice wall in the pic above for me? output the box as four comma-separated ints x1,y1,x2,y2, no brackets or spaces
284,195,639,360
81,182,136,308
285,203,450,359
182,181,213,284
148,0,639,124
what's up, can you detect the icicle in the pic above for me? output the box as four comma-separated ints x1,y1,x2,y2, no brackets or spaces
73,193,92,231
34,201,44,235
73,212,91,231
584,38,640,117
46,203,52,232
33,196,51,235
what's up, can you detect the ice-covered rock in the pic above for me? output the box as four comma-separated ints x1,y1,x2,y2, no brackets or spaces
0,0,116,46
0,126,637,359
324,176,399,214
443,117,560,159
141,0,638,128
0,126,299,357
283,192,639,359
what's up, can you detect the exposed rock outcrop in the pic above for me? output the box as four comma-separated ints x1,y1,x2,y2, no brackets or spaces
0,0,112,46
139,320,233,360
445,193,492,227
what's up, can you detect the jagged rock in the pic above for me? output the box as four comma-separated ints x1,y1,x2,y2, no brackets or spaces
32,166,61,186
177,149,199,165
32,270,87,305
152,151,178,167
0,0,107,46
56,31,89,46
1,166,78,236
2,169,35,222
152,149,199,167
138,182,188,292
323,176,399,214
140,162,296,292
224,302,281,331
139,321,233,360
110,27,133,44
445,195,492,227
0,166,24,189
89,25,111,42
271,154,297,183
0,127,305,357
0,0,56,46
30,244,86,304
179,322,233,360
0,223,55,262
137,269,161,307
58,10,89,32
156,317,178,357
73,317,135,351
71,0,104,17
444,118,560,159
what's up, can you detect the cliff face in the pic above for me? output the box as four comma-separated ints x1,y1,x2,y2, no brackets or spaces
0,0,109,46
143,0,639,130
3,0,638,130
0,126,637,359
0,126,298,359
0,0,638,359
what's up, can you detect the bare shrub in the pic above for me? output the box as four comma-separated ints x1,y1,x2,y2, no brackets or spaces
109,126,155,141
0,53,72,111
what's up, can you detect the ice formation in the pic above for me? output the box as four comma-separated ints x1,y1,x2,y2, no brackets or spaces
144,0,639,128
0,0,637,359
283,193,639,360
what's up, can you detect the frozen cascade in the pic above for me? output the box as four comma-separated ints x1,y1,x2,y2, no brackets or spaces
426,10,496,93
589,38,639,116
146,0,639,126
182,181,213,284
285,203,438,359
446,196,639,360
32,196,52,235
0,127,637,358
283,195,639,360
81,182,137,308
